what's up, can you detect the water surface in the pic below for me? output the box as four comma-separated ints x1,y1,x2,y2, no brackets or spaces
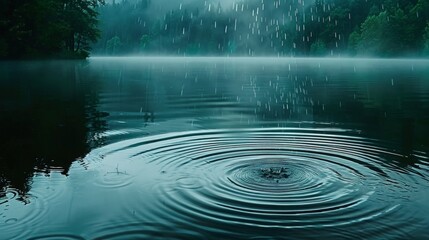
1,58,428,239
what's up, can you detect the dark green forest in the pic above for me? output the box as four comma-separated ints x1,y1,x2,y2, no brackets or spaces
1,0,429,58
0,0,105,59
94,0,429,57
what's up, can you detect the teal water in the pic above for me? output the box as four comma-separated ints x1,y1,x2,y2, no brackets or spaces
0,58,428,239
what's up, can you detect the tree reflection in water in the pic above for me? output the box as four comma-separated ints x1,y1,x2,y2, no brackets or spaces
0,62,108,197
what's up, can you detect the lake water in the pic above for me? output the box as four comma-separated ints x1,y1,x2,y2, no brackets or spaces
1,57,428,239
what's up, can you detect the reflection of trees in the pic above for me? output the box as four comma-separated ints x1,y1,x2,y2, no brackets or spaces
238,72,315,122
233,61,429,159
95,65,163,124
323,65,429,159
0,62,107,195
336,64,429,157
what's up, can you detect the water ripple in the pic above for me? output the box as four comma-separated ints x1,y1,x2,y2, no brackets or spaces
88,128,428,239
90,222,205,240
0,188,46,240
27,234,85,240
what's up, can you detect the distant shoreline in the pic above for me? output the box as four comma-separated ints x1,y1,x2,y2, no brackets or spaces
89,56,429,61
2,56,428,62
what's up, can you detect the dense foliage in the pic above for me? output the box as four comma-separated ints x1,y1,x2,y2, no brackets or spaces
93,0,429,57
0,0,105,59
1,0,428,58
425,23,429,55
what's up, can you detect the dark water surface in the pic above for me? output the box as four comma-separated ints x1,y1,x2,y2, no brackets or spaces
1,57,428,239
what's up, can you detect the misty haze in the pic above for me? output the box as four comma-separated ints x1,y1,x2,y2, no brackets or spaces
1,1,429,240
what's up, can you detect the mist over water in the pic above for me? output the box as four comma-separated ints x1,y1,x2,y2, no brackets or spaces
1,57,429,239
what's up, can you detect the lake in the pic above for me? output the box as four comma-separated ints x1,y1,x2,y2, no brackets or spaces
1,57,428,239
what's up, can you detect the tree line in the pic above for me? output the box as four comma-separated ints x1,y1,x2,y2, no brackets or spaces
1,0,428,58
94,0,429,57
0,0,105,59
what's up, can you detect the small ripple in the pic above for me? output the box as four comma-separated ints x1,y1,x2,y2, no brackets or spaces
175,176,207,190
93,171,134,189
5,218,18,224
85,150,136,189
0,188,46,240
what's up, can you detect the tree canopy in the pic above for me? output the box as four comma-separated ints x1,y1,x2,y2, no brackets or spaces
424,23,429,55
1,0,428,58
0,0,105,59
93,0,429,57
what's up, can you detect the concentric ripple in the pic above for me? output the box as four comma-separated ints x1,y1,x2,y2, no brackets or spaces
0,187,47,240
88,128,429,239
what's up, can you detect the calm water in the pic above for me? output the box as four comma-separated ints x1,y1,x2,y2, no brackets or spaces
0,57,428,239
